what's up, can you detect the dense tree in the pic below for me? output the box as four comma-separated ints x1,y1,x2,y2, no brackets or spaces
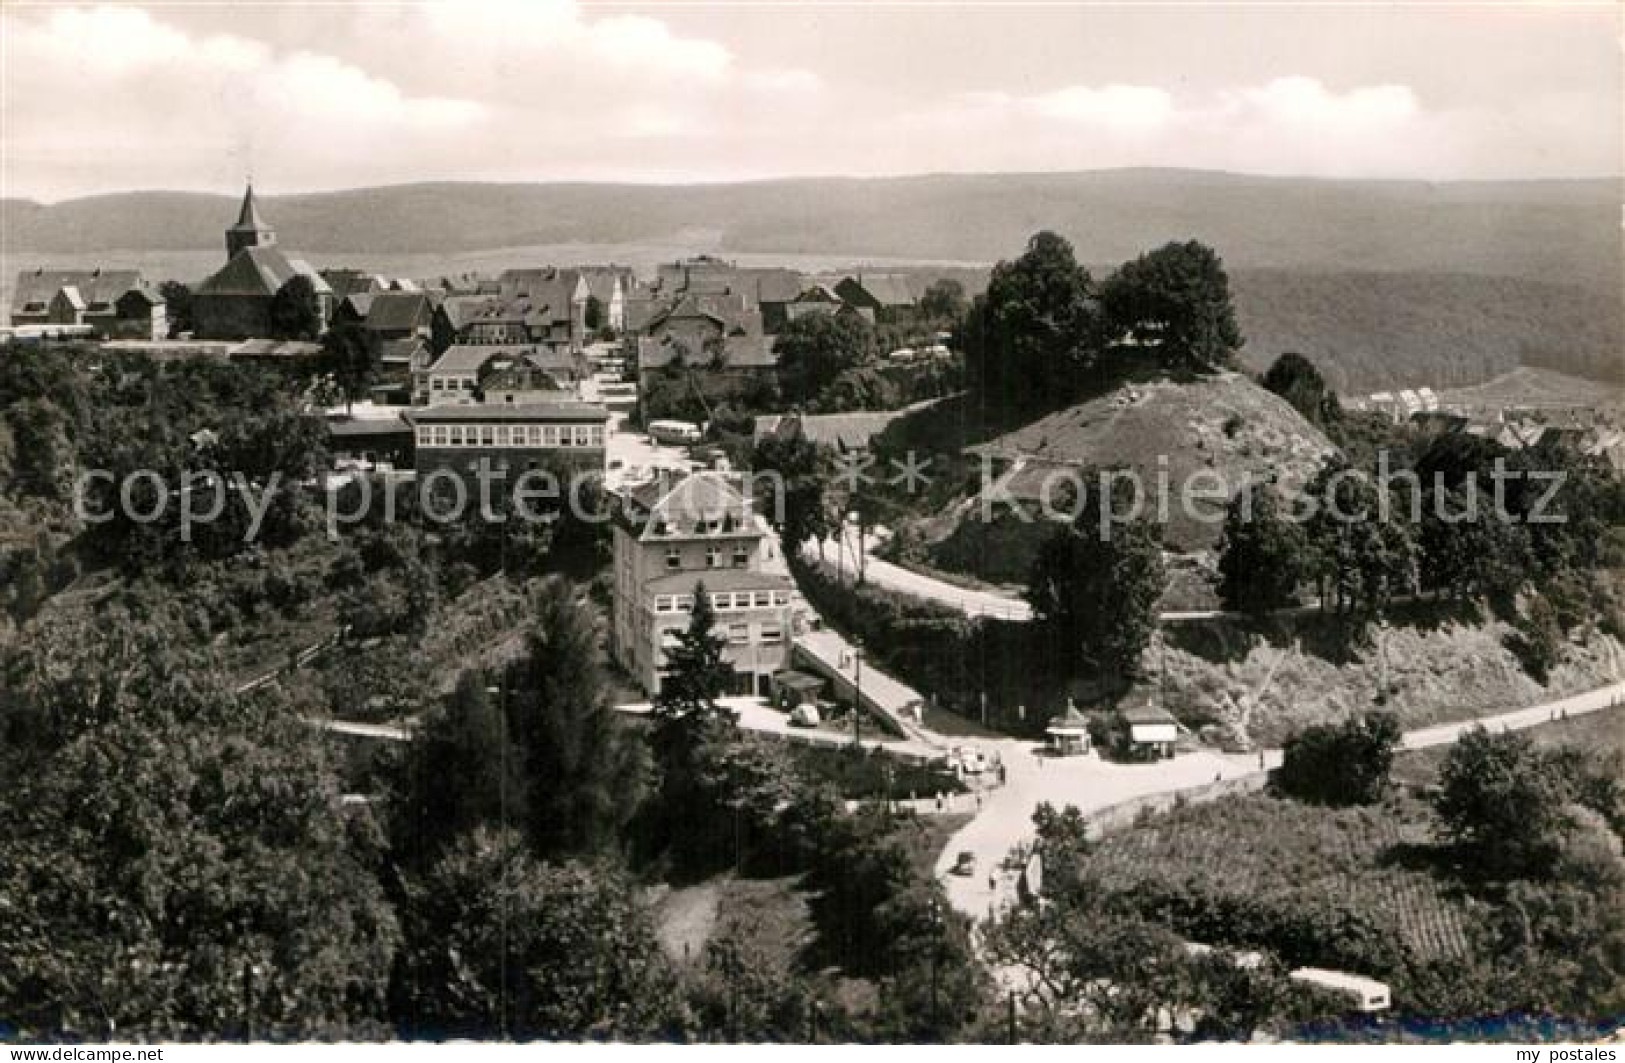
1276,711,1401,806
917,278,967,324
394,673,528,865
0,703,400,1039
1260,352,1341,430
504,578,648,858
269,275,324,341
584,294,605,333
1301,457,1419,627
1434,727,1612,880
394,828,682,1040
774,313,875,405
320,319,380,414
1216,482,1310,614
1025,474,1166,683
158,280,194,337
961,231,1099,413
1419,483,1530,602
1101,240,1242,376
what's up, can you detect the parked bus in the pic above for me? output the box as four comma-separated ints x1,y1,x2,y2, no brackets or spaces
648,419,703,445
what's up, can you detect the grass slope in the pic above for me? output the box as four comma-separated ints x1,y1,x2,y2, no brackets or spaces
1158,602,1625,748
920,372,1333,578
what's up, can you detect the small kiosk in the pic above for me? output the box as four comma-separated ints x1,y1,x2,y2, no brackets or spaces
1045,700,1092,756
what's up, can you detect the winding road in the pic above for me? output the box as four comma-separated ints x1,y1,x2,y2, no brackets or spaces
932,678,1625,920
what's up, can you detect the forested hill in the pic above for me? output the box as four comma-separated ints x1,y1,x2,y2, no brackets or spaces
3,170,1619,289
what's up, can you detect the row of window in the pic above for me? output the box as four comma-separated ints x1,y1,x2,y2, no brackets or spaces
416,424,605,448
428,376,476,392
666,543,752,569
661,620,784,647
648,515,746,537
653,589,790,613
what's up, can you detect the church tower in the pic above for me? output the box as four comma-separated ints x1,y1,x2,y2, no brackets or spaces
225,183,276,261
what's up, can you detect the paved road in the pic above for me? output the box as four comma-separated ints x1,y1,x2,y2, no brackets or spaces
808,527,1034,621
933,679,1625,921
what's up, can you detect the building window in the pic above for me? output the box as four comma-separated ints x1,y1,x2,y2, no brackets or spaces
727,623,749,645
542,425,560,447
666,546,681,570
494,426,509,446
654,595,673,612
449,426,464,446
753,591,771,608
773,591,789,605
706,546,722,568
760,624,783,643
733,545,750,567
480,426,494,446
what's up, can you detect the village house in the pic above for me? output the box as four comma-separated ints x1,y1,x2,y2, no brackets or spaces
10,268,167,339
192,184,333,340
611,471,796,698
414,344,586,405
405,400,610,483
835,273,918,322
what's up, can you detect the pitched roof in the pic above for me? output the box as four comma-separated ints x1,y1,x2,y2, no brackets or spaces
622,472,765,537
406,400,609,424
54,286,87,311
428,344,585,378
196,246,328,297
364,291,433,333
11,268,150,313
839,273,916,308
577,266,629,305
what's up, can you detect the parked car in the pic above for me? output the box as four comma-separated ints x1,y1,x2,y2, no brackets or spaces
950,851,977,876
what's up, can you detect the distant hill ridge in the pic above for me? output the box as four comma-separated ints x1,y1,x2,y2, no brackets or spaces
3,170,1619,289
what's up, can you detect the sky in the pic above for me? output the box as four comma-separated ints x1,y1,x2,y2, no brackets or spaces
1,1,1620,201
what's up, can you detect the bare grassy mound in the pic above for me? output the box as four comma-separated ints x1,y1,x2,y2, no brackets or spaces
1157,603,1625,748
922,373,1333,581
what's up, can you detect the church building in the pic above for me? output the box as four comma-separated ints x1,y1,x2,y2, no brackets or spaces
192,184,333,340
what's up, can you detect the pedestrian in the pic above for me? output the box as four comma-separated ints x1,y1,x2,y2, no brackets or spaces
975,791,983,811
988,872,997,892
935,792,944,813
1258,751,1266,770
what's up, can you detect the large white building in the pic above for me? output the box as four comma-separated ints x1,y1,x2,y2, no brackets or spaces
610,472,796,697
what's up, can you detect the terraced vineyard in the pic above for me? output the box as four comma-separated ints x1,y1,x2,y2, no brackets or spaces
1079,793,1478,976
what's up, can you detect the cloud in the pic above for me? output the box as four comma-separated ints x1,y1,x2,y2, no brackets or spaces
0,2,823,198
0,3,1614,200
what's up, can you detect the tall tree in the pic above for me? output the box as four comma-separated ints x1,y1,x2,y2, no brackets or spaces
1101,240,1242,376
918,277,967,324
320,319,380,414
269,275,323,341
157,280,194,337
1260,352,1341,429
1216,482,1309,614
961,231,1099,413
1024,473,1166,684
774,313,874,404
394,672,529,865
504,578,648,858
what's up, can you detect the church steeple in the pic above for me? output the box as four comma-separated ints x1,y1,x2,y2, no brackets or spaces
225,182,276,261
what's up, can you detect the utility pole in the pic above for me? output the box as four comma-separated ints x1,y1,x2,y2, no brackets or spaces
852,638,863,747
